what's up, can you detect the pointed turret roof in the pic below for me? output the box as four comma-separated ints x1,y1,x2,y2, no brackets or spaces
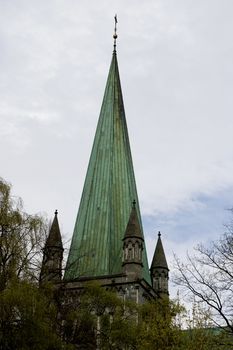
64,49,150,283
46,210,63,249
123,201,144,241
151,232,168,270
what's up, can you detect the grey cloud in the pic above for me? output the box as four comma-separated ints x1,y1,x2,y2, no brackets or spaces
1,0,233,258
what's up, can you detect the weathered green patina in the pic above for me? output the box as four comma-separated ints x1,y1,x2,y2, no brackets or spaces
64,50,150,284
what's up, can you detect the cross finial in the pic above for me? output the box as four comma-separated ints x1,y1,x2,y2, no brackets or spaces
113,14,118,52
55,209,58,216
158,231,161,237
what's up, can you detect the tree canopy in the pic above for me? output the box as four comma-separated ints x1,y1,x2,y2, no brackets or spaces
0,178,70,349
174,215,233,347
0,178,47,290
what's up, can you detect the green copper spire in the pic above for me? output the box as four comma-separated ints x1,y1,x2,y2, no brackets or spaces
64,49,150,284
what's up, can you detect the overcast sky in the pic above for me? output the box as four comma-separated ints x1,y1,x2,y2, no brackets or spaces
1,1,233,292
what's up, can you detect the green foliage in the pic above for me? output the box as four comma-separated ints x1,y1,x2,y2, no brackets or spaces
61,283,180,349
178,302,233,350
179,328,230,350
60,282,139,349
135,298,182,350
73,284,231,350
0,281,73,350
0,178,71,349
0,178,47,290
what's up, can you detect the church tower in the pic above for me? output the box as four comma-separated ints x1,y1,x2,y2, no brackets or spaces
150,232,169,297
40,210,63,285
122,200,144,280
40,19,169,304
64,24,151,286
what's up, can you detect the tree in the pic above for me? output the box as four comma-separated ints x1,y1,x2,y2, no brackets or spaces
0,178,47,290
74,286,227,350
0,280,74,350
0,178,73,349
136,298,183,350
62,282,221,350
60,282,139,349
178,301,231,350
174,222,233,343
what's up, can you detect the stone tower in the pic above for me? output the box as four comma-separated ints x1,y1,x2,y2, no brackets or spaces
150,232,169,297
40,210,63,285
122,201,144,280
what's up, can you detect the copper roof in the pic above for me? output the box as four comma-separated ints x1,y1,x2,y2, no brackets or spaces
64,51,150,283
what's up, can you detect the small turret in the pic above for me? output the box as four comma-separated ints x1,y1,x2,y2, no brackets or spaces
150,232,169,297
39,210,63,285
122,201,144,280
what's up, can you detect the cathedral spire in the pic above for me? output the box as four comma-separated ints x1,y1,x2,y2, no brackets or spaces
122,202,144,280
151,232,168,270
40,210,63,285
64,40,150,283
123,201,144,241
150,232,169,297
45,210,62,249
